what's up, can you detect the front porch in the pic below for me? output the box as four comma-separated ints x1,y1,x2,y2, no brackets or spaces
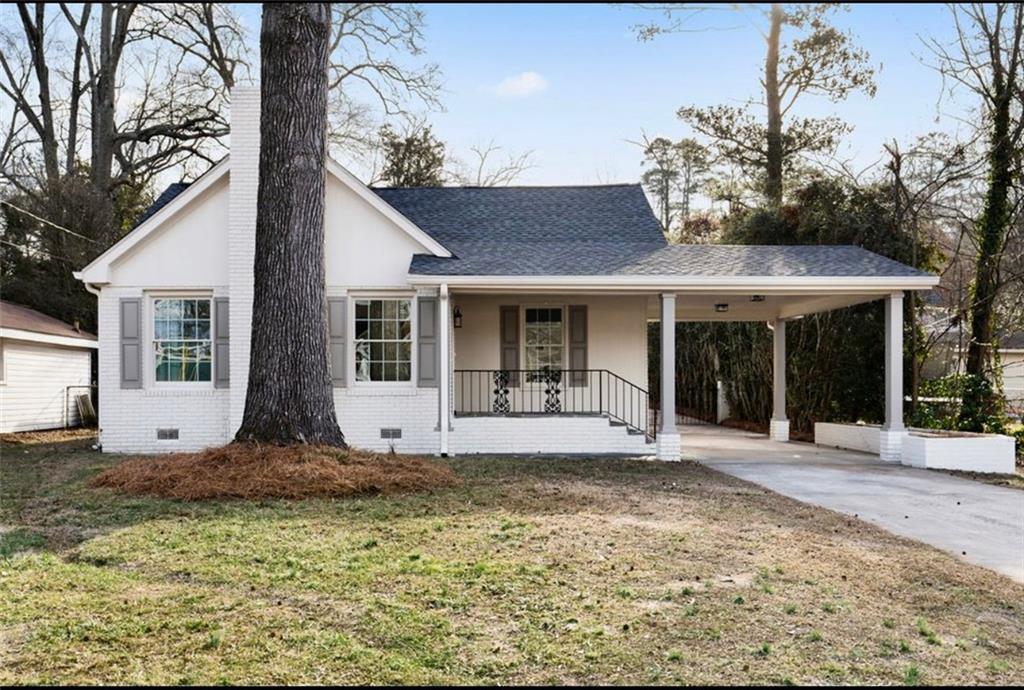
435,281,922,461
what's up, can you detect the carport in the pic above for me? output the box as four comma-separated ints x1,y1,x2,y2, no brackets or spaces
637,245,939,462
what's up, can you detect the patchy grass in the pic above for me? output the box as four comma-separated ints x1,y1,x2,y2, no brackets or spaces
1,438,1023,685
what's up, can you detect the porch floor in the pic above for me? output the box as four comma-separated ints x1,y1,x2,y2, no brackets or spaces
682,424,1024,582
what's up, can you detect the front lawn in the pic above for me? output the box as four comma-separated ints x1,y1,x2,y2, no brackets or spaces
2,437,1022,685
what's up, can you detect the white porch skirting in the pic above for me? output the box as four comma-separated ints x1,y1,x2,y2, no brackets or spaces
449,414,652,456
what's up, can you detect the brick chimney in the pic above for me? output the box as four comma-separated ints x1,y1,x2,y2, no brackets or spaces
228,87,260,433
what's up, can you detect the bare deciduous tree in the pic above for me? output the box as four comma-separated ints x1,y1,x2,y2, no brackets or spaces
1,2,246,202
327,4,442,156
926,2,1024,428
448,141,535,187
883,133,981,410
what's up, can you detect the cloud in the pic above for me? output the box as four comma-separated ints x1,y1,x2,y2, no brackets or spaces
487,71,548,99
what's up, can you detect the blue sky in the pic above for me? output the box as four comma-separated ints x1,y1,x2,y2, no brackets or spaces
235,3,971,186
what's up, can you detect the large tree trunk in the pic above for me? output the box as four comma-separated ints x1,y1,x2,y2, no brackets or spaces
17,3,59,183
954,3,1022,430
236,3,346,447
960,80,1013,427
90,4,117,191
764,3,784,208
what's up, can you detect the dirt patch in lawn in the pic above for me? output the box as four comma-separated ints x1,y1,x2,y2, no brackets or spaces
90,443,459,500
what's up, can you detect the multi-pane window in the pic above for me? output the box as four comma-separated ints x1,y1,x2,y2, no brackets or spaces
154,298,212,382
524,307,564,380
354,298,412,382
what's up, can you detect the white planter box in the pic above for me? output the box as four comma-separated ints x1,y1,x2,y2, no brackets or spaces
814,422,880,454
903,431,1016,475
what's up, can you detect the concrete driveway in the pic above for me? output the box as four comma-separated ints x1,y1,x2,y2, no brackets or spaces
684,425,1024,582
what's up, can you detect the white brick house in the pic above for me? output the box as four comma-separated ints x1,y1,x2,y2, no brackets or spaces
75,88,938,460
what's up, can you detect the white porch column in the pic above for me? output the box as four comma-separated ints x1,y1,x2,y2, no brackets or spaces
656,293,681,461
439,284,450,456
880,291,906,462
769,319,789,442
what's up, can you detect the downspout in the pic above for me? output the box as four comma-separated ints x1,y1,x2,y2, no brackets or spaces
75,274,101,445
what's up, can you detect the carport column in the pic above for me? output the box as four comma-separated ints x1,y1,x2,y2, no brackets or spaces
880,291,906,463
439,283,450,456
656,293,682,461
769,319,790,442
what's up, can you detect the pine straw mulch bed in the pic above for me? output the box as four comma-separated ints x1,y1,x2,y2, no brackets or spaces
89,443,460,501
0,427,97,446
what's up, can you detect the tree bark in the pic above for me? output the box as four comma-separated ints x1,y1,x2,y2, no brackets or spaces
90,4,115,190
17,3,59,183
963,74,1012,387
764,3,784,208
236,2,346,447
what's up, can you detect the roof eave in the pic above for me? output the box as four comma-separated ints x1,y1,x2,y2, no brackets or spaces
0,327,99,349
406,273,940,293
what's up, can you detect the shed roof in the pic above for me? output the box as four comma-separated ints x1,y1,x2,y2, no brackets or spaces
0,300,96,341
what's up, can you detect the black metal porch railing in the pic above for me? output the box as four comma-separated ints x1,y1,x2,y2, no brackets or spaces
454,369,656,441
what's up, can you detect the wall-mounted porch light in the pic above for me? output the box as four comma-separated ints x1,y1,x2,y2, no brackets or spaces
453,306,463,328
714,303,729,313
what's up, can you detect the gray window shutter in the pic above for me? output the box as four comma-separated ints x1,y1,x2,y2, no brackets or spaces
499,305,520,387
417,297,438,387
119,298,142,389
568,305,588,386
328,297,347,387
214,298,230,388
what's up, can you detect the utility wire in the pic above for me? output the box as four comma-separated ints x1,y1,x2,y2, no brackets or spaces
0,200,101,245
0,238,77,264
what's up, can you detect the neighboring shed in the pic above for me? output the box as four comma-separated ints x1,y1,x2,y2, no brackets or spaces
0,301,98,433
1000,332,1024,415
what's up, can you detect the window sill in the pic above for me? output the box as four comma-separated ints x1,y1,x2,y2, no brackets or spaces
143,387,224,397
340,385,421,397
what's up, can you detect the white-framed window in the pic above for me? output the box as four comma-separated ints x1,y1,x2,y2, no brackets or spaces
152,297,212,383
354,298,412,383
524,306,564,381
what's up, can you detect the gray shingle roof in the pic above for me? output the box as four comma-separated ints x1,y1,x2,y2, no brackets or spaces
409,243,933,278
132,182,191,229
377,184,927,280
371,184,665,246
